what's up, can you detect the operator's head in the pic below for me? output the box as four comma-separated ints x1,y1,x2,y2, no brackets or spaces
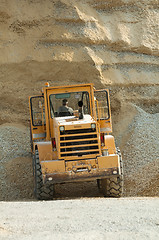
62,99,68,106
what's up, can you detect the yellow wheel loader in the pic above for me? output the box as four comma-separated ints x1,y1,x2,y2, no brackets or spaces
29,83,123,200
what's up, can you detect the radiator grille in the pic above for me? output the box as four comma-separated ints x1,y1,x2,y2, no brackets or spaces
59,128,100,158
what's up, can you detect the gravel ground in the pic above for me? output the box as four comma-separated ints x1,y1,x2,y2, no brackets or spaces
121,105,159,196
0,198,159,240
123,106,159,175
0,124,31,201
0,124,30,161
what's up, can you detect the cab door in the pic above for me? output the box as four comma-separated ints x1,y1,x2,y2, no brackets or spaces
94,89,112,133
29,96,46,151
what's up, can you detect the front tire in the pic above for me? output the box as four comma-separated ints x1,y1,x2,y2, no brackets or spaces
33,150,54,200
101,149,123,198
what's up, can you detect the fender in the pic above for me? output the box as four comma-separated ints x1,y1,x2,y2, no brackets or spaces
35,141,65,181
104,135,116,154
35,141,52,162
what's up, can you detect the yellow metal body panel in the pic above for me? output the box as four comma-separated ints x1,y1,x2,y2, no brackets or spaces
66,159,98,171
41,155,120,184
98,155,119,169
36,142,52,161
41,160,65,174
60,154,100,161
100,120,112,133
104,135,116,154
40,155,119,178
52,150,58,160
64,123,92,131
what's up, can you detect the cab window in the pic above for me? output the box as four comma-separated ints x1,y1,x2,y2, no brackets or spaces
94,90,110,120
30,96,44,126
49,91,90,118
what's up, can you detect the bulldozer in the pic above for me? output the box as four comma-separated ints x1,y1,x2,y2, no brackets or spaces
29,83,123,200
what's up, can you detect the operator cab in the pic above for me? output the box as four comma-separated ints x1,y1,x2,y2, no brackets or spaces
49,91,90,119
29,83,111,145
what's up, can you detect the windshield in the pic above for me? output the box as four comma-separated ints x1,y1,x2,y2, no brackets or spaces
49,91,90,118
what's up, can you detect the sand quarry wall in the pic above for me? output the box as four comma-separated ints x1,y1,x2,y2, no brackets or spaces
0,0,159,200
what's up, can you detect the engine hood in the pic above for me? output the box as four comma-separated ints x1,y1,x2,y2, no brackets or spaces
53,114,96,130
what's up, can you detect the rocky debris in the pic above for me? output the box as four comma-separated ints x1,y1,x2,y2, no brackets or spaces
0,124,30,161
0,103,158,200
121,106,159,197
113,102,159,197
1,157,34,201
0,124,32,201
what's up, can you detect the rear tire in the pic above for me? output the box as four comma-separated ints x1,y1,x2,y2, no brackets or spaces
33,149,54,200
101,149,123,198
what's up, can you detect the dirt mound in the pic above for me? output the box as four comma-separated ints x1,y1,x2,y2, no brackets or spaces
0,124,30,160
1,157,34,201
0,101,158,200
124,161,159,197
113,102,159,197
0,124,32,201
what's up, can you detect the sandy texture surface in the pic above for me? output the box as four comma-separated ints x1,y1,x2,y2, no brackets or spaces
0,0,159,125
0,198,159,240
0,0,159,200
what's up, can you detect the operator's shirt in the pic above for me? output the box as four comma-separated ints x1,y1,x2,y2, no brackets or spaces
58,106,73,115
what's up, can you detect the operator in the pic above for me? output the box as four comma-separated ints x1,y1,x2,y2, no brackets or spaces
58,99,74,116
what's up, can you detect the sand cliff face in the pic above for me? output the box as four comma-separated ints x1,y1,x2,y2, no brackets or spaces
0,0,159,199
0,0,159,124
0,0,159,83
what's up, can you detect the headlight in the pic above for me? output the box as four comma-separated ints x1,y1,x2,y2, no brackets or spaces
59,126,65,131
91,123,96,129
